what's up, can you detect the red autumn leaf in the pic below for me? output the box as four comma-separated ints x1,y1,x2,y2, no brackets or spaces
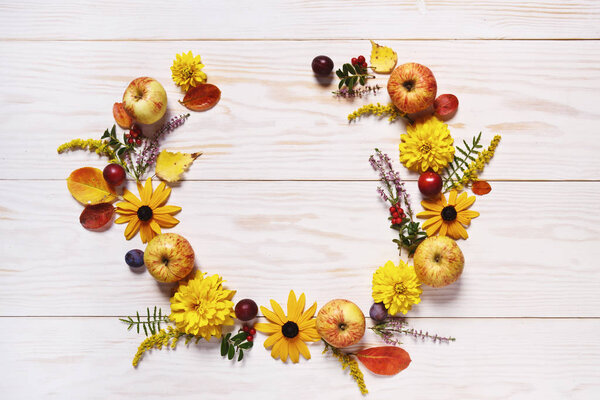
79,203,115,230
356,346,411,376
472,180,492,195
179,84,221,111
434,94,459,121
113,102,134,129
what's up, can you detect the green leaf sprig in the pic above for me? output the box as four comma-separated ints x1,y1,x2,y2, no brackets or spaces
443,132,483,192
101,125,135,167
220,329,254,362
119,307,171,336
392,220,427,256
336,63,374,90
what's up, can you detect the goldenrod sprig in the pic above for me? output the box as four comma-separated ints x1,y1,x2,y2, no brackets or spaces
348,103,412,124
444,134,501,192
57,138,115,160
323,341,368,395
132,326,184,367
442,132,483,192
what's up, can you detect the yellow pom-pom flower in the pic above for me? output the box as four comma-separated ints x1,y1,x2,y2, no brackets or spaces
169,272,236,341
171,51,207,92
372,260,422,315
399,116,455,173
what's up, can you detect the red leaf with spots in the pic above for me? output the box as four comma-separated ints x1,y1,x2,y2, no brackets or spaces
179,84,221,111
80,203,114,230
472,180,492,195
356,346,411,375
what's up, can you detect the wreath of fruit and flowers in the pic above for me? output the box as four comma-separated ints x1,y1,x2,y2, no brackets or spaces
58,43,500,395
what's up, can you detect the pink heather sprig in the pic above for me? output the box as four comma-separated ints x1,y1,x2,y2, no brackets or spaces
369,148,413,217
332,84,382,98
370,317,456,345
130,113,190,180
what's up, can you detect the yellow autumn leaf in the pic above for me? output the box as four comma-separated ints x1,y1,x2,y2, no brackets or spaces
369,40,397,74
155,150,201,182
67,167,117,205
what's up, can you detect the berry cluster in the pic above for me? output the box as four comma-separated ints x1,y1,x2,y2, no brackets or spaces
351,55,367,69
242,324,256,342
125,125,143,146
389,203,406,225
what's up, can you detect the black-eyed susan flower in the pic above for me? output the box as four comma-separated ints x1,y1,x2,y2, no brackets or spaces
170,272,236,341
115,177,181,243
171,51,207,92
399,116,455,173
255,291,320,363
372,260,422,315
416,189,479,240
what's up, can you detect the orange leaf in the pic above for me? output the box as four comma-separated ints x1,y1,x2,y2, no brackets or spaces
472,180,492,195
67,167,118,205
179,84,221,111
80,203,114,230
356,346,411,376
113,102,134,129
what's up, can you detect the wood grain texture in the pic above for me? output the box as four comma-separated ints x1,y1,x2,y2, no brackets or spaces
1,317,598,400
1,0,599,40
1,180,598,317
1,40,599,180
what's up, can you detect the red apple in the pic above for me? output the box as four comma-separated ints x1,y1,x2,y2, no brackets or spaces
316,299,366,348
387,63,437,114
418,171,443,198
123,77,167,125
143,233,195,282
414,236,464,287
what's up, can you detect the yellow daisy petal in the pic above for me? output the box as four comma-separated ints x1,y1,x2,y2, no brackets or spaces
448,190,458,206
271,337,284,360
139,223,154,243
149,183,171,209
261,306,284,326
456,194,476,212
154,205,182,215
279,339,289,362
416,210,441,218
124,218,141,240
140,178,153,204
296,339,311,360
254,322,281,334
153,214,180,228
264,331,283,349
149,219,162,235
298,302,317,325
270,300,288,324
439,222,448,236
122,190,141,208
421,200,444,212
115,215,134,224
421,215,442,229
459,210,480,219
116,201,138,212
289,339,300,363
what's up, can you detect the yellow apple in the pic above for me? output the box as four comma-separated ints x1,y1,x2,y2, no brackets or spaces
143,233,195,282
414,236,464,287
122,77,167,125
316,299,365,348
387,63,437,114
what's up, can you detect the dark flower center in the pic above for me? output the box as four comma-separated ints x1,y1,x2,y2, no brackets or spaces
281,321,299,338
441,206,457,221
137,205,153,221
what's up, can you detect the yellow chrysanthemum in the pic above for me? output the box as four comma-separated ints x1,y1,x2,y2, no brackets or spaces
372,260,422,315
416,190,480,240
114,177,181,243
171,51,207,92
255,291,321,363
169,272,236,341
399,116,455,173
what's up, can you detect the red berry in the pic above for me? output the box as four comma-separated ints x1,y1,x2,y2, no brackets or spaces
351,57,358,65
361,62,368,68
389,206,396,213
102,164,126,186
135,138,142,145
357,55,365,64
130,131,138,138
128,138,134,144
242,325,250,333
418,171,443,197
397,208,404,214
250,328,256,335
130,125,142,136
392,212,399,218
246,335,254,342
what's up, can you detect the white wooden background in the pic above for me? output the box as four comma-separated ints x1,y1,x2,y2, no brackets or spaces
1,1,599,399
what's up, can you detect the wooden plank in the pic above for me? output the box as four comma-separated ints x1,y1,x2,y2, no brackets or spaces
1,1,599,40
1,180,598,317
0,40,599,181
1,317,598,399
